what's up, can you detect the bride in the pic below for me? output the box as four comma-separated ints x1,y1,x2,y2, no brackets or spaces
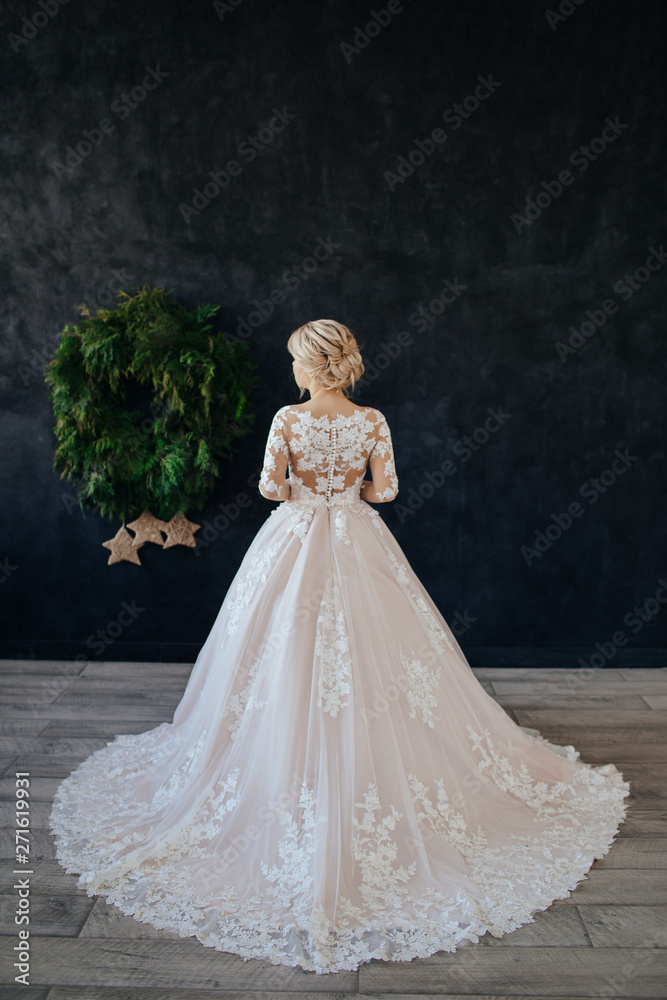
50,318,630,975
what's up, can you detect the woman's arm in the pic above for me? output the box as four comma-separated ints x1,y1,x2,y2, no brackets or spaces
361,412,399,502
258,408,292,501
259,471,291,501
360,478,392,503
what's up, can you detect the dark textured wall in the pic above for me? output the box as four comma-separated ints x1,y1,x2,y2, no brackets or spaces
1,0,666,663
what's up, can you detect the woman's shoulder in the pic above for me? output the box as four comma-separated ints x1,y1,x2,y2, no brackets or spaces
279,400,377,416
270,403,295,422
361,405,388,424
273,401,388,426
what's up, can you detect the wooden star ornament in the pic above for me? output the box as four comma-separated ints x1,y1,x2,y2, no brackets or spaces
126,510,167,547
162,513,201,549
102,525,143,565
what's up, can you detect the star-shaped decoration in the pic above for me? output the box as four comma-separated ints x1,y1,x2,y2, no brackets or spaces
126,510,167,548
162,513,201,549
102,525,143,565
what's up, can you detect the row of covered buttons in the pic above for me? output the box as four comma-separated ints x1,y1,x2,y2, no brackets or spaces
325,425,338,507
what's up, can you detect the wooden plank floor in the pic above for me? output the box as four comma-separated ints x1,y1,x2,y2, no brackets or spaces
0,659,665,1000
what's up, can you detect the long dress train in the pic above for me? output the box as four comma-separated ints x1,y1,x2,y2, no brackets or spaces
49,404,630,975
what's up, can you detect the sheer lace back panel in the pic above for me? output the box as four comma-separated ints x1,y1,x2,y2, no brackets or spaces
258,405,399,506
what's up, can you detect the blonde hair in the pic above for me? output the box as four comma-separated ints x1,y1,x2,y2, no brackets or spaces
287,319,364,396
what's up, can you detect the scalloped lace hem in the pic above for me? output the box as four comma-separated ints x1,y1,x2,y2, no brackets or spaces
50,785,630,976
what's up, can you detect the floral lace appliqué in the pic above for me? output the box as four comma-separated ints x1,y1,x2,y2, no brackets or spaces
315,579,352,717
51,747,630,976
334,508,350,545
224,534,287,639
151,729,208,810
408,739,630,936
258,407,399,507
353,782,417,912
399,644,441,728
372,532,455,655
287,505,314,542
260,782,317,922
219,657,268,740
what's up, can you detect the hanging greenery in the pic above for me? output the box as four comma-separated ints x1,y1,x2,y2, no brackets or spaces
44,285,258,536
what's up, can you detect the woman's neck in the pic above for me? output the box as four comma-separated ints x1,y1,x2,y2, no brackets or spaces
309,387,343,401
300,386,359,414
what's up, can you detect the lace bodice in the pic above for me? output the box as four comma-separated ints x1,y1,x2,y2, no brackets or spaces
258,405,399,507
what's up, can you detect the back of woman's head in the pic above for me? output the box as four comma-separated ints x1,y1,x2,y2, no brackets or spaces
288,319,364,394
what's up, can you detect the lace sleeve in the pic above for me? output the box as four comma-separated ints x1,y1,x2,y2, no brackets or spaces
368,411,399,501
258,407,291,501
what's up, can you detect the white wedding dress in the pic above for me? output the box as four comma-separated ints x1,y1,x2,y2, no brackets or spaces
50,404,630,975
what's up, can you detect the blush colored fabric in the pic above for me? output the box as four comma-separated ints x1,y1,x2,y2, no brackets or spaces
50,405,630,974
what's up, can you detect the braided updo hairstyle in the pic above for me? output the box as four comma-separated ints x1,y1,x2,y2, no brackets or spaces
287,319,364,397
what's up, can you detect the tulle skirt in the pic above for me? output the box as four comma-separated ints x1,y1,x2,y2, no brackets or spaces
50,491,630,974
